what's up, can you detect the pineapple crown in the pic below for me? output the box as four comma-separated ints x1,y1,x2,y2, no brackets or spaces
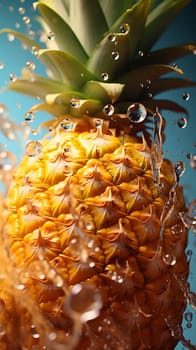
0,0,196,126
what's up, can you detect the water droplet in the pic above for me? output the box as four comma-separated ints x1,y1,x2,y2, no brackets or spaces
15,283,25,291
48,332,57,341
60,119,74,130
162,253,176,266
70,98,81,108
103,104,114,116
101,72,109,81
108,33,116,42
177,117,187,128
148,92,153,98
25,61,35,71
67,284,102,323
186,322,192,329
120,23,130,34
31,46,38,56
0,62,4,70
175,161,185,180
22,16,30,24
31,129,37,135
185,312,193,322
190,154,196,169
18,6,25,14
89,261,95,268
8,33,15,42
138,50,144,57
182,92,190,101
186,249,192,257
127,103,147,123
25,141,42,157
111,51,119,60
9,73,17,82
24,111,36,122
94,119,103,128
47,31,55,40
171,223,183,235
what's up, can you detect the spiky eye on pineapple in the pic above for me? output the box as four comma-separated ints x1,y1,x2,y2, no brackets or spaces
0,1,196,350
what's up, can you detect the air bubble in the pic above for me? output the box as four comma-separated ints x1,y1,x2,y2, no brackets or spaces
171,223,183,235
108,33,116,42
9,73,17,82
138,50,144,57
24,111,36,122
186,323,192,329
120,23,130,34
61,119,74,130
31,46,38,56
25,141,42,157
185,312,193,322
15,283,25,291
101,72,109,81
103,104,114,116
48,332,57,341
67,284,102,323
18,7,25,14
8,33,15,42
26,61,35,71
111,51,119,60
190,154,196,169
162,253,176,266
22,16,30,24
70,98,80,108
177,117,187,128
47,31,55,40
182,92,190,101
127,103,147,123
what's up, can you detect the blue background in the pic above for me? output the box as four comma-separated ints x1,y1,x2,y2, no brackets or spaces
0,1,195,349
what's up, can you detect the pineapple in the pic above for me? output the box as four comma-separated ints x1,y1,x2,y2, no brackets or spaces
0,0,196,349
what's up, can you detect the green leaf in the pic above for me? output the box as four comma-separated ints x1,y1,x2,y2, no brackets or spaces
83,81,125,103
143,99,189,115
69,0,108,55
34,0,69,23
98,0,135,27
87,33,131,79
35,3,88,62
7,69,69,100
110,0,151,61
45,93,102,116
140,0,192,53
38,49,98,87
45,91,85,105
142,44,196,66
87,0,151,77
31,102,69,117
120,64,183,99
149,78,196,96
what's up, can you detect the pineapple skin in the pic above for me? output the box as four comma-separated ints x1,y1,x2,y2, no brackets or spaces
2,120,188,350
